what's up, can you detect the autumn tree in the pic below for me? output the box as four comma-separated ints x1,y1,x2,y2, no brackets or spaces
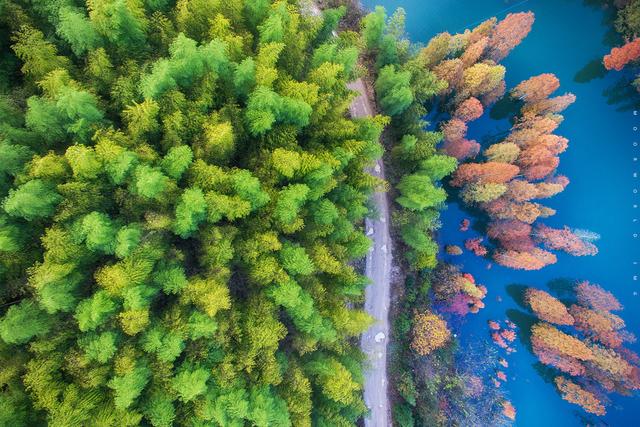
524,288,574,325
603,38,640,71
486,12,535,61
555,377,606,416
511,73,560,102
534,224,599,256
431,264,487,316
575,281,622,312
493,248,557,270
411,311,451,356
452,71,594,270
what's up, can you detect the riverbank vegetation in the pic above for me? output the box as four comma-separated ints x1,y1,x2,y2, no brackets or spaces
0,1,384,425
358,6,536,425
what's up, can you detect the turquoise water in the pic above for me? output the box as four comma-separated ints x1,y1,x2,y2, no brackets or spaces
362,0,640,425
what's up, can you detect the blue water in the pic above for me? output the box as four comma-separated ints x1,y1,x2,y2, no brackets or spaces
362,0,640,425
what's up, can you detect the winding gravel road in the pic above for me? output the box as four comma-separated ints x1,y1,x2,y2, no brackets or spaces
347,79,392,427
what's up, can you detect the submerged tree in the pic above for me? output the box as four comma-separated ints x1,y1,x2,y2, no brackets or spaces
521,282,640,416
450,72,597,270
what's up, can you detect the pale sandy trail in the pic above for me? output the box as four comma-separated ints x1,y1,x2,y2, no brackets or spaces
347,79,392,427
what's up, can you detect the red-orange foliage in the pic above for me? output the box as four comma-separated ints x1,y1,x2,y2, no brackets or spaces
531,322,593,376
444,26,592,271
535,179,568,199
442,138,480,161
488,320,501,330
506,180,539,202
589,344,640,390
492,331,508,349
531,323,593,362
487,12,535,61
517,145,560,180
461,37,489,67
535,225,599,256
521,158,560,181
502,400,516,420
500,329,516,342
494,248,557,270
523,283,640,416
575,281,622,312
603,38,640,71
441,119,481,160
434,59,464,92
499,358,509,368
454,97,484,122
442,118,467,141
512,73,560,103
525,288,574,325
537,135,569,155
464,237,488,256
445,245,463,256
487,220,534,251
570,304,624,348
496,371,507,381
505,116,560,146
451,162,520,187
484,199,555,224
523,93,576,116
555,377,606,416
459,218,470,232
538,348,587,376
431,265,487,316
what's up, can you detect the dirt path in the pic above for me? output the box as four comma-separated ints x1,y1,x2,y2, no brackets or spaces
347,79,392,427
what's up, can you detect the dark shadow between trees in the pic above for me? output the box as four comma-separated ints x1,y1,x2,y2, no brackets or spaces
505,284,528,310
574,58,607,84
603,73,640,111
489,96,521,121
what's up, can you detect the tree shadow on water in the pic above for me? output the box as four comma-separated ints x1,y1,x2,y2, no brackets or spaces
574,58,607,84
505,284,528,310
547,277,576,298
603,74,640,111
581,0,622,48
532,361,557,385
488,96,521,121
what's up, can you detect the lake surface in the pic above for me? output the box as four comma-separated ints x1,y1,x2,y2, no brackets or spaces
362,0,640,425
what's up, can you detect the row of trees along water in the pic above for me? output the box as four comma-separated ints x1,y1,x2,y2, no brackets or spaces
359,5,540,426
356,0,640,424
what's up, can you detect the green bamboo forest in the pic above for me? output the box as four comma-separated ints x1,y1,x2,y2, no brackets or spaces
0,1,389,425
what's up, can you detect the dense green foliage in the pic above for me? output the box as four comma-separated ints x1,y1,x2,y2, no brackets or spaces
363,6,452,270
0,1,384,425
615,0,640,40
